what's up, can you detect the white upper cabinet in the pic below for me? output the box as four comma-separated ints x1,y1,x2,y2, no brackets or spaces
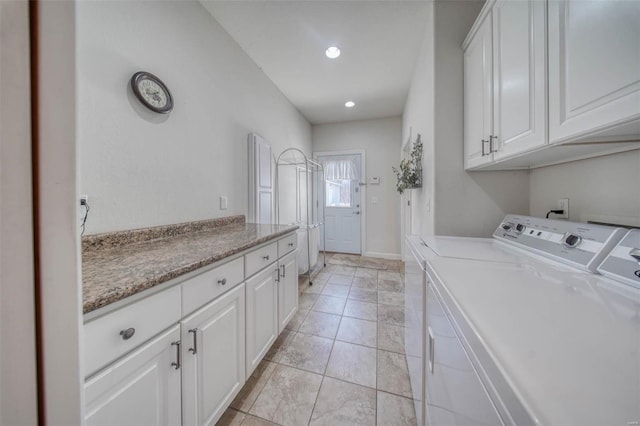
464,13,494,169
464,0,547,170
492,0,546,160
548,0,640,143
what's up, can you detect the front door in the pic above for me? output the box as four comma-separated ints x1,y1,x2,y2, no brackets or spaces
317,153,362,254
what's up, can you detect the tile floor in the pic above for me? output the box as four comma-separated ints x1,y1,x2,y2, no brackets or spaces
217,255,417,426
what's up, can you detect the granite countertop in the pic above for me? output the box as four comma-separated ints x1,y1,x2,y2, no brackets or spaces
82,215,298,314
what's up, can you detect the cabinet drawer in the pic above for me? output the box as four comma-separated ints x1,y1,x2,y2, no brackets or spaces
245,242,278,278
182,257,244,315
278,232,297,257
84,285,181,378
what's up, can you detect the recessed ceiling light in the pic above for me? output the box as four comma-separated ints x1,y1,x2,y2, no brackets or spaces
325,46,341,59
345,101,355,108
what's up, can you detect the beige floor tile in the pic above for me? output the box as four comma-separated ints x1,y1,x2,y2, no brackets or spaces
378,270,403,282
377,350,412,398
376,391,417,426
326,264,357,276
303,282,325,294
276,332,333,374
377,323,406,354
378,279,405,293
348,287,378,303
249,364,322,426
309,377,377,426
231,361,277,412
299,293,318,311
312,272,332,285
264,329,295,361
325,341,377,388
343,299,377,321
299,311,341,339
217,408,246,426
351,276,377,290
377,303,405,326
240,414,279,426
326,274,353,286
321,284,350,298
354,268,378,279
284,309,308,332
336,317,377,348
312,295,347,315
378,290,405,306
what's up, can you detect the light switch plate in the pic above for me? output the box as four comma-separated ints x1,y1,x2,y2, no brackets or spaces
220,196,228,210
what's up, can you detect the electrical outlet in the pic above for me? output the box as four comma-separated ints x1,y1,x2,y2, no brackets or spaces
557,198,569,219
80,194,88,206
220,196,228,210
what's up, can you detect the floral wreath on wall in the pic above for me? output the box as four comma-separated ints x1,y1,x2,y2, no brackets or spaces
392,133,423,194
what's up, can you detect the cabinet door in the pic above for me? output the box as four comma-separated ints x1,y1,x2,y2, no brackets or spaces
277,251,298,333
464,13,494,170
245,266,279,376
84,325,181,426
549,0,640,143
425,284,503,425
182,284,246,426
492,0,546,160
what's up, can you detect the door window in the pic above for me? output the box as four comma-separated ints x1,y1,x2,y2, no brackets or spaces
325,179,352,208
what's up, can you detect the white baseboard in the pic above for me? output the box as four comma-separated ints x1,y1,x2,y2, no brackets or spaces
363,251,402,260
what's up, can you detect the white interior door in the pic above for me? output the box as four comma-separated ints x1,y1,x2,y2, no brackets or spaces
318,154,362,254
248,133,273,224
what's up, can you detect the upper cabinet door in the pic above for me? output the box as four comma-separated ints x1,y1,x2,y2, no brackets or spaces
548,0,640,143
464,13,494,170
492,0,547,160
248,133,273,224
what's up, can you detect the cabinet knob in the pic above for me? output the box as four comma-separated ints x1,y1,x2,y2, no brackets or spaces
288,243,294,247
119,327,135,340
263,255,270,261
218,278,227,285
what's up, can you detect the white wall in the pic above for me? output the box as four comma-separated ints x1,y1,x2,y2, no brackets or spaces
403,0,530,240
313,117,403,258
0,2,38,424
77,1,311,234
530,150,640,227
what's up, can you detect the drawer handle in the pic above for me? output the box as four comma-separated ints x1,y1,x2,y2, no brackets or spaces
280,264,286,279
171,341,181,370
428,327,435,374
263,255,270,261
218,278,227,285
119,327,135,340
288,242,294,247
188,328,198,355
275,267,280,283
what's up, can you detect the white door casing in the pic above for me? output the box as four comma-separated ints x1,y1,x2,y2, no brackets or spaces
248,133,273,224
316,152,363,255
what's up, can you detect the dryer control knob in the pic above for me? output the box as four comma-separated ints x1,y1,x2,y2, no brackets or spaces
562,233,582,248
515,224,526,234
501,223,512,231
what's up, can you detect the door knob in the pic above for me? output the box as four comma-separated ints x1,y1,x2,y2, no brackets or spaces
354,211,360,215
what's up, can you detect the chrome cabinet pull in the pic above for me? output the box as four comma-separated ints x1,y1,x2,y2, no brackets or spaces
188,328,198,354
120,327,135,340
288,242,294,247
280,264,286,279
428,327,435,374
275,267,281,283
489,135,498,153
218,278,227,285
263,255,270,261
171,341,181,370
481,139,489,156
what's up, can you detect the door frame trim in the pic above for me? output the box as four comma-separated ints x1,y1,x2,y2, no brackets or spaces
313,149,366,256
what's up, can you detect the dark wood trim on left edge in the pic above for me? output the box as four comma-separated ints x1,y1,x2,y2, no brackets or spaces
28,1,45,425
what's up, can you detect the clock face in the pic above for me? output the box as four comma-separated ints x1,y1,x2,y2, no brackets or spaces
130,72,173,114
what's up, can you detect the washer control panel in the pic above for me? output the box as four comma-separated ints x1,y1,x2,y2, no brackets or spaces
493,214,626,272
598,229,640,289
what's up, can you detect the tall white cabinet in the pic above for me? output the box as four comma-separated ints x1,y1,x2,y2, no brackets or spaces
548,0,640,143
464,0,547,170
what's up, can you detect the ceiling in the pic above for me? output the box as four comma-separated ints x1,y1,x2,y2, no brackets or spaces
201,1,430,125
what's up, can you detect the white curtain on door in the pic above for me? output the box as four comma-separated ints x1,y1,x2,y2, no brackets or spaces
322,159,359,180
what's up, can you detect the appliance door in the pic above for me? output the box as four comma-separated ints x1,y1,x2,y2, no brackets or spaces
405,237,427,425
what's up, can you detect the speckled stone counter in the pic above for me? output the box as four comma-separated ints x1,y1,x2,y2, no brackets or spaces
82,215,298,314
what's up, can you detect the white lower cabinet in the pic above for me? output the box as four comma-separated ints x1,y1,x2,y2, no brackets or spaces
245,265,279,376
181,283,246,426
277,251,298,333
84,325,182,426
